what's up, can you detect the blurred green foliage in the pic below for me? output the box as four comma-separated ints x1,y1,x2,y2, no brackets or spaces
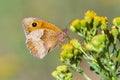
0,0,120,80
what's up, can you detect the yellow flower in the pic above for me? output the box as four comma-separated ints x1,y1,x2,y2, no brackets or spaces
74,49,80,56
62,43,73,50
85,10,96,24
56,65,68,72
70,39,81,48
67,53,74,59
70,25,76,32
71,19,80,26
70,39,78,44
113,17,120,27
101,16,108,23
70,19,81,32
61,43,73,59
93,16,102,27
52,65,73,80
61,51,67,58
85,10,96,19
94,16,101,22
80,20,87,27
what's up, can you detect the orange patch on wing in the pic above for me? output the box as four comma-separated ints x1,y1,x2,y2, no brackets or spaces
23,18,62,34
40,21,62,32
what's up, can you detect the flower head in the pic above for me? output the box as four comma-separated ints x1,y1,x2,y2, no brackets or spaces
60,39,82,63
70,19,81,32
113,17,120,27
93,16,102,27
85,10,96,24
70,39,81,48
52,65,73,80
85,10,96,19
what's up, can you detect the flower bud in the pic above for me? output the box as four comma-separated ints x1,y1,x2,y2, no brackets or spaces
62,44,73,51
70,19,81,31
85,10,96,24
101,16,108,23
90,34,106,53
85,43,94,51
71,19,80,27
113,17,120,27
60,57,65,62
101,23,108,30
70,25,76,32
74,49,80,56
70,39,81,48
61,51,67,58
56,65,68,72
91,34,106,47
93,16,101,27
67,53,74,59
111,26,119,38
111,26,119,44
67,72,73,78
101,17,108,30
80,20,88,27
52,71,58,78
65,73,73,80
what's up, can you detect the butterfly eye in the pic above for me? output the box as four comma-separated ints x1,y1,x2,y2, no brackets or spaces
32,22,37,27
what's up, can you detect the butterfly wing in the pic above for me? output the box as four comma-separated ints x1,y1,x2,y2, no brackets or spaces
22,18,67,59
26,29,48,59
26,28,65,59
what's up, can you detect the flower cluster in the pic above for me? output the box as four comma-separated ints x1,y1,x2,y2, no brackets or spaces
112,17,120,44
113,17,120,31
85,33,107,53
70,10,108,38
52,65,73,80
52,10,120,80
60,39,82,64
59,39,89,79
69,10,120,80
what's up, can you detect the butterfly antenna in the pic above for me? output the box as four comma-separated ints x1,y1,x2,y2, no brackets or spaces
62,22,72,40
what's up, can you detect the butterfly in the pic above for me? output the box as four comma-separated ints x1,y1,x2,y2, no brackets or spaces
22,18,67,59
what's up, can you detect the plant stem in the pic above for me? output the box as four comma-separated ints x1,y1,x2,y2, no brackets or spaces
78,47,96,62
81,72,91,80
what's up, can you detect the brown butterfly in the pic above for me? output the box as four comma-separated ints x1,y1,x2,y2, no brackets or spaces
22,18,67,59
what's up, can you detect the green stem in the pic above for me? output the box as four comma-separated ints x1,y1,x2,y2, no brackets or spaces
65,60,91,80
105,52,117,80
78,47,96,62
71,64,91,80
81,72,91,80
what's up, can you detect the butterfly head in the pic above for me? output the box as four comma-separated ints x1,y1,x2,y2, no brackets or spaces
22,18,43,35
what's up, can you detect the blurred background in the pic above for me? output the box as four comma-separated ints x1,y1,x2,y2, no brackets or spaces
0,0,120,80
